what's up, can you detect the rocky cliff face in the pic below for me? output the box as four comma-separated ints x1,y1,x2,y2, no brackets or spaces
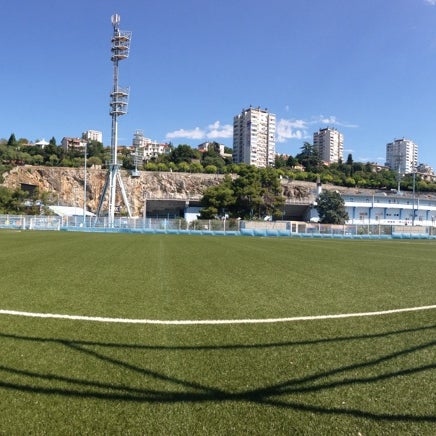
2,166,317,215
2,166,226,214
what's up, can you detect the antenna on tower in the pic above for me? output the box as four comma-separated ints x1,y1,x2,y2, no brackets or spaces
111,13,120,26
95,14,133,226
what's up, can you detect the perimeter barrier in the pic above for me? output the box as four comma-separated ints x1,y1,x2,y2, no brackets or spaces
1,214,436,239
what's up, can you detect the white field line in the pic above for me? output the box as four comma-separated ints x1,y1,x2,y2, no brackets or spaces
0,305,435,325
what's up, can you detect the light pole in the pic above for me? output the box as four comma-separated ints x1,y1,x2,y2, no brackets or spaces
95,14,132,226
83,142,87,227
143,191,147,228
412,170,416,226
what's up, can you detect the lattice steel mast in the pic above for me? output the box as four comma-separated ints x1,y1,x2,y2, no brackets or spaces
96,14,132,225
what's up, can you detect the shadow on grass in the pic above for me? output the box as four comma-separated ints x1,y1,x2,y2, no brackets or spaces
0,324,435,423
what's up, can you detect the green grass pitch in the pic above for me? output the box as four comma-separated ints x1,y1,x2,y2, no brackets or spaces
0,230,435,434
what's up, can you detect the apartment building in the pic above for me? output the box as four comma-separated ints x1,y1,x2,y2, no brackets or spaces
233,107,276,167
198,142,225,156
132,130,170,161
386,138,418,175
313,127,344,164
82,130,103,144
61,137,87,151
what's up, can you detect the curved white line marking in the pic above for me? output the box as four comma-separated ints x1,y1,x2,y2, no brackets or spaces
0,305,435,325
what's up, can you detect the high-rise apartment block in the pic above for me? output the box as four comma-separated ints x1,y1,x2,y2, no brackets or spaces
233,107,276,167
385,138,418,174
313,127,344,164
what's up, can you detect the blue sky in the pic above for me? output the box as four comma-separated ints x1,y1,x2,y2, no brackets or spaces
3,0,436,169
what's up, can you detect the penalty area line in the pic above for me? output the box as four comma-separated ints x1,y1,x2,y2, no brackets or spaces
0,305,435,325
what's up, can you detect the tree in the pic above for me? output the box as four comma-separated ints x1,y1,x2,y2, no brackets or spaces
204,164,218,174
122,155,135,170
87,140,105,159
286,155,298,168
189,162,204,173
177,161,190,172
198,141,232,166
201,148,225,169
274,155,287,168
200,175,235,219
315,190,349,224
7,133,17,147
0,186,42,214
200,166,285,220
43,140,62,163
157,163,168,172
32,154,44,165
87,156,102,167
170,144,200,164
48,154,59,166
144,162,158,171
295,142,322,172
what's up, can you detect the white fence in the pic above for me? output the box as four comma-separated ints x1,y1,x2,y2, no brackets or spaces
0,215,61,231
1,214,435,238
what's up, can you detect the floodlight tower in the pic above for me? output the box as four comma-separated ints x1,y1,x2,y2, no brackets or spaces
95,14,133,225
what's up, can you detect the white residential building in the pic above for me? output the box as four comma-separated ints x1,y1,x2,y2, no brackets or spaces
82,130,103,144
132,130,170,161
233,107,276,167
385,138,418,175
313,127,344,164
198,142,226,156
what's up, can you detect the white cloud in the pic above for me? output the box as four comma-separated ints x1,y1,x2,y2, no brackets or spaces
319,115,339,125
276,118,308,143
208,121,221,130
166,127,205,140
425,0,436,5
166,120,233,141
206,121,233,139
165,114,358,145
316,115,359,128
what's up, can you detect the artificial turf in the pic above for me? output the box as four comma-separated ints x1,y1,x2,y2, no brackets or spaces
0,230,435,434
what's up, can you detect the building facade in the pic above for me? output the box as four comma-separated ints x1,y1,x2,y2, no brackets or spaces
82,130,103,144
342,192,436,226
61,137,87,151
313,127,344,164
306,190,436,227
132,130,170,161
198,142,225,156
385,138,418,175
233,107,276,167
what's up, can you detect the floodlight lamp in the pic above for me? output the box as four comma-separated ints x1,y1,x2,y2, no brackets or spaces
111,14,120,26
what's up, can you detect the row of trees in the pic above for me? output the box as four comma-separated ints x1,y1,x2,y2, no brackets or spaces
135,142,436,193
200,166,284,220
0,186,52,215
2,134,436,193
198,165,349,224
1,135,234,176
123,143,233,174
0,135,349,224
0,134,107,173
